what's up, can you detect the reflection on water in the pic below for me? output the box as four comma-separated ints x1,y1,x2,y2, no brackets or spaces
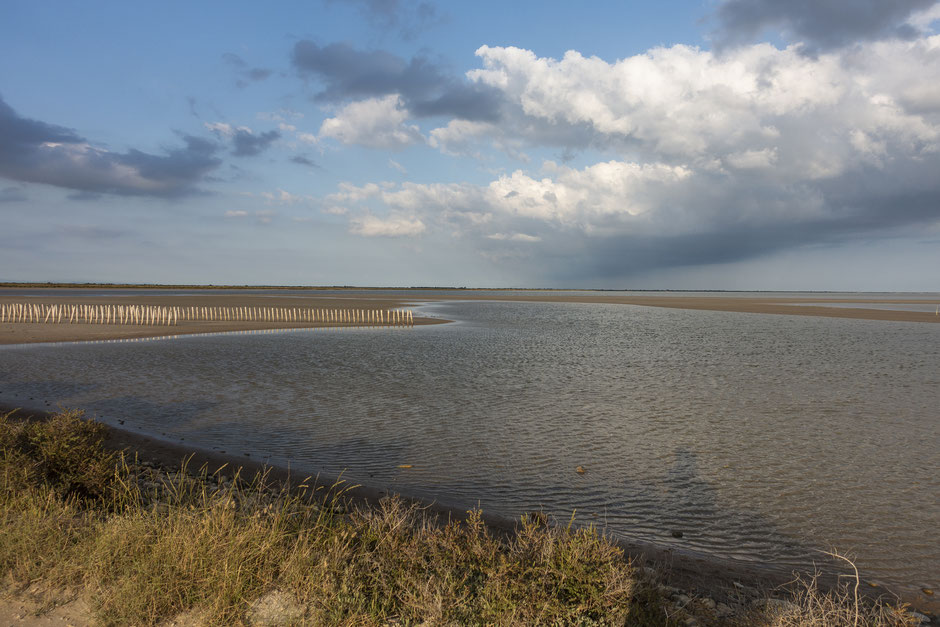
1,300,938,598
0,325,398,349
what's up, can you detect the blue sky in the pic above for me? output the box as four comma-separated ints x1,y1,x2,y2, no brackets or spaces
2,0,939,289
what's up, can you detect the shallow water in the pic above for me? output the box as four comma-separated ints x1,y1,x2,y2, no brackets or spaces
1,297,938,598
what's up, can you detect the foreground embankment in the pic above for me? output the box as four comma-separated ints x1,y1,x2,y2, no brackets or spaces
1,409,931,626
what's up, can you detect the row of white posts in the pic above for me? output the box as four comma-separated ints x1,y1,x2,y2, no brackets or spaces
0,303,414,327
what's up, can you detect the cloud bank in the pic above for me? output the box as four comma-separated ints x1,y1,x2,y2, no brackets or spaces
291,41,503,122
711,0,938,52
334,35,940,279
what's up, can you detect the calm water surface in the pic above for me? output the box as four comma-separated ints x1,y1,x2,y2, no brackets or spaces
1,298,938,598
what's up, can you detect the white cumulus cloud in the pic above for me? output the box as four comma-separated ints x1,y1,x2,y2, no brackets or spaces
319,95,424,149
350,213,427,237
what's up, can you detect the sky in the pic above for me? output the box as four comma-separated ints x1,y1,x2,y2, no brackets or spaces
2,0,940,290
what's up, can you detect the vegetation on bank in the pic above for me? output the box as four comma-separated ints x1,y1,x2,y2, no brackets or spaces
0,410,922,626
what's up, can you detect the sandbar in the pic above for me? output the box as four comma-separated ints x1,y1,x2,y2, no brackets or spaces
0,290,446,345
419,291,940,324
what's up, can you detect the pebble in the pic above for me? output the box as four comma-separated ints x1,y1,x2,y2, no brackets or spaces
715,602,733,616
923,588,934,596
909,611,930,625
676,594,691,607
700,597,716,610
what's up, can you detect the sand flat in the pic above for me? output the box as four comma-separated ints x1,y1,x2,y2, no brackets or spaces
1,290,937,345
421,292,940,323
0,292,443,345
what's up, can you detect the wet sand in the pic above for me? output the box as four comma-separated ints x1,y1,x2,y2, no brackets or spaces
419,292,940,324
1,289,937,346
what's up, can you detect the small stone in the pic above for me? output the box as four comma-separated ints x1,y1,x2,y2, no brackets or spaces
909,611,930,625
576,466,586,474
923,588,934,596
683,618,698,627
716,603,733,616
700,597,716,610
671,530,684,538
676,594,691,606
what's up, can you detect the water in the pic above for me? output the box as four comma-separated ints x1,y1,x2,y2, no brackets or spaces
1,297,938,599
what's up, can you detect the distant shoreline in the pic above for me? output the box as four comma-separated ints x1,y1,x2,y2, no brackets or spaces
2,281,939,294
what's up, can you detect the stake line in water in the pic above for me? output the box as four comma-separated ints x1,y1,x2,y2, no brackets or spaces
3,303,414,329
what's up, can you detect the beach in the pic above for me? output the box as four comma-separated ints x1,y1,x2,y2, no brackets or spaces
1,287,937,621
1,288,937,346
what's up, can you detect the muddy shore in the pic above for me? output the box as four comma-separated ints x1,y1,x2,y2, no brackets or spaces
2,403,934,618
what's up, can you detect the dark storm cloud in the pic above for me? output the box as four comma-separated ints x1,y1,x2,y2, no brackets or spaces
712,0,938,51
547,167,940,282
290,155,320,168
231,129,280,156
291,40,502,122
0,94,222,197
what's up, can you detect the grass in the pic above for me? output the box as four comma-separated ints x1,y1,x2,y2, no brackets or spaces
0,410,923,626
